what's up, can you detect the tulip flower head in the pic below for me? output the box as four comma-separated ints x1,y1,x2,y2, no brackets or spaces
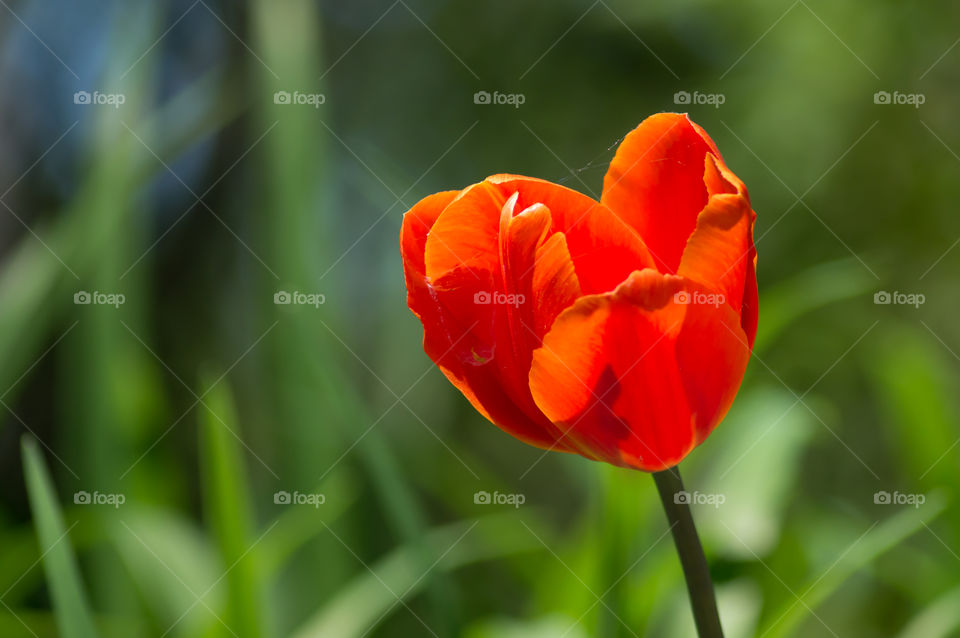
400,113,757,472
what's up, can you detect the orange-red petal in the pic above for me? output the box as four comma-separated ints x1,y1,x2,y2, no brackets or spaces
601,113,722,274
401,190,460,287
485,175,656,294
602,114,758,345
529,269,752,471
406,181,583,451
678,157,754,313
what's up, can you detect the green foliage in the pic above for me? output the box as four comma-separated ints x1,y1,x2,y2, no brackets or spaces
22,438,100,638
3,0,960,636
199,380,265,638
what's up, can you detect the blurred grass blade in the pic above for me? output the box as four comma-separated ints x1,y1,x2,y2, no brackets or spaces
464,615,591,638
259,469,359,576
692,388,816,558
867,324,960,489
249,0,351,613
754,258,875,354
761,492,947,638
249,0,456,629
21,437,100,638
290,514,541,638
0,62,241,415
897,586,960,638
199,380,264,638
0,217,79,397
132,63,247,185
112,508,223,638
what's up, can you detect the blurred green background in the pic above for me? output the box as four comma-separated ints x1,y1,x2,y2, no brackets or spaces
1,0,959,636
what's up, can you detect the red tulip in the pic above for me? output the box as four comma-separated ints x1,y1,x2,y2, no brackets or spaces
400,113,757,472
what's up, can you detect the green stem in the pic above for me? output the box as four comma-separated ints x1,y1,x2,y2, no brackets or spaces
653,466,724,638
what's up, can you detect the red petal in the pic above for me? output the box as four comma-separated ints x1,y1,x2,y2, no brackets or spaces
485,174,655,294
601,113,722,274
401,190,459,288
740,254,758,348
529,269,751,471
701,153,759,346
678,156,755,315
409,181,583,451
400,190,463,359
423,181,503,284
504,198,581,341
602,114,758,346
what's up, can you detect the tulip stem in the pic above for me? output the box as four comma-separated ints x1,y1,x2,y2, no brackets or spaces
653,467,724,638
